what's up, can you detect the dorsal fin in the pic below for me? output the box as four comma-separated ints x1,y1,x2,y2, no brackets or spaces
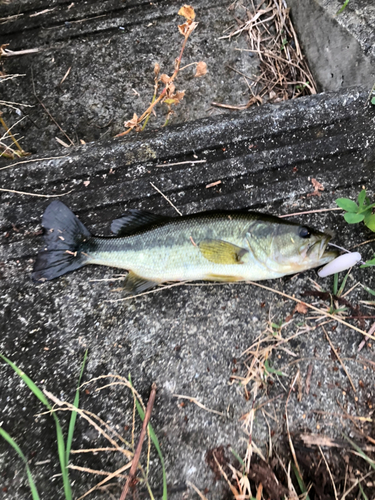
111,210,171,236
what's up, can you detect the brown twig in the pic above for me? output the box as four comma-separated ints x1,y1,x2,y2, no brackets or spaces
150,182,182,215
247,281,375,340
0,154,69,171
0,187,73,198
322,325,356,393
285,372,301,476
119,383,157,500
318,445,338,500
31,68,74,146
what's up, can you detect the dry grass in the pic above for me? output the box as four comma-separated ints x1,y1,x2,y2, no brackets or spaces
0,73,31,158
39,374,162,500
214,0,316,110
207,276,375,499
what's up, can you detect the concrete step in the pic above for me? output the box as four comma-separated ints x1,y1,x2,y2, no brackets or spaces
1,87,375,499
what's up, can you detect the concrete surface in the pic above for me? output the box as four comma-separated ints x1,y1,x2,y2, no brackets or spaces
1,88,375,499
1,0,375,499
0,0,257,154
288,0,375,91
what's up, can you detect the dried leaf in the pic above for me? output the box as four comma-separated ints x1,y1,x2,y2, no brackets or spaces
0,44,9,56
164,90,185,107
195,61,207,77
178,5,195,20
178,20,198,37
154,63,160,76
295,302,308,314
307,178,324,197
174,90,185,101
124,113,141,131
165,82,176,96
160,73,171,84
311,178,324,191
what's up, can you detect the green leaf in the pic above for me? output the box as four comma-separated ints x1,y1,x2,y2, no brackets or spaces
359,482,369,500
364,214,375,232
66,350,88,464
0,427,41,500
333,273,338,295
344,212,365,224
371,96,375,105
357,189,367,207
337,270,350,298
230,448,245,468
292,464,310,499
336,198,358,212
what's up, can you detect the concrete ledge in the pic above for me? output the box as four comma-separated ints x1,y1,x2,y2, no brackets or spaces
1,88,375,499
287,0,375,90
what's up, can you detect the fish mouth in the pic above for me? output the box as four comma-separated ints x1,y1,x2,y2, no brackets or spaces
307,235,337,262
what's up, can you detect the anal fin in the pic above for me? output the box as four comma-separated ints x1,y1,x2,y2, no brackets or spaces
124,271,158,294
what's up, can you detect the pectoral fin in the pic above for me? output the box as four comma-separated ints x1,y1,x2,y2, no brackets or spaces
198,239,248,265
124,271,158,294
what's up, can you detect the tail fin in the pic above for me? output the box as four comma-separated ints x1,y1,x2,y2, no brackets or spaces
32,201,91,282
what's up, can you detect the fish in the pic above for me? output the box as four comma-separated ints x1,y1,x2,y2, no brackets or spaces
32,200,338,293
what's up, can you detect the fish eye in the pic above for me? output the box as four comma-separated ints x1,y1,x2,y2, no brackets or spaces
298,226,311,238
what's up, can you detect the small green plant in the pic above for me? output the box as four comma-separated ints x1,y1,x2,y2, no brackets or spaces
270,319,283,335
336,189,375,231
0,351,87,500
264,359,285,377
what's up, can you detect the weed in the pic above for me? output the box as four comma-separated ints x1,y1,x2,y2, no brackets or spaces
0,352,88,499
116,5,206,137
336,189,375,231
0,355,166,499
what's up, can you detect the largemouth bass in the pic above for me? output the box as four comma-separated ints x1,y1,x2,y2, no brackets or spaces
32,201,337,293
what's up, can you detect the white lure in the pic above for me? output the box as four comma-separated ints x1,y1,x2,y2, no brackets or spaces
318,252,362,278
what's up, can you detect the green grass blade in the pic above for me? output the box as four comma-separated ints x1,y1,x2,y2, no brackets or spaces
0,354,51,408
0,426,41,500
0,354,72,500
342,433,375,470
337,270,350,297
129,376,168,500
362,284,375,296
230,448,245,468
333,273,338,295
358,483,369,500
292,463,310,500
66,350,88,464
336,0,350,15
